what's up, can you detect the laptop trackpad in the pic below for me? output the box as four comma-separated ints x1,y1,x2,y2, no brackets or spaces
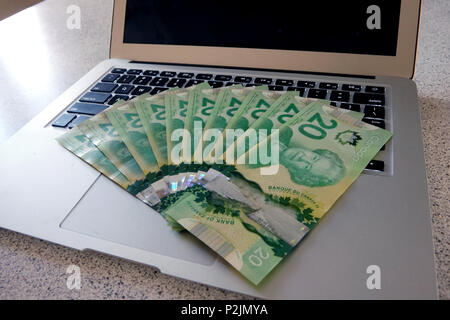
60,175,216,266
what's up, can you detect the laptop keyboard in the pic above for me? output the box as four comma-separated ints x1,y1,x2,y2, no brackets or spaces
52,67,389,172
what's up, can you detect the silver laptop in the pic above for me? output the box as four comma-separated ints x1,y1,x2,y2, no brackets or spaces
0,0,437,299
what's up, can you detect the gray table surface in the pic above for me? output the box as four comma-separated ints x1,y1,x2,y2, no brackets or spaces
0,0,448,299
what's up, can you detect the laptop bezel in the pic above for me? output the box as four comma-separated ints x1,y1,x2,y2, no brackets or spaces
110,0,420,79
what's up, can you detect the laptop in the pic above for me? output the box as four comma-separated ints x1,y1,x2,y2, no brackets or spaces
0,0,437,299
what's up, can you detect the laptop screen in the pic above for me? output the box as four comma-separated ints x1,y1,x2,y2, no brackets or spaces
123,0,401,57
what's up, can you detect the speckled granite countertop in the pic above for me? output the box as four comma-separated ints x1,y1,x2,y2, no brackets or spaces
0,0,448,299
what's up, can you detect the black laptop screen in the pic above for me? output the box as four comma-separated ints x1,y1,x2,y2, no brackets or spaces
123,0,401,56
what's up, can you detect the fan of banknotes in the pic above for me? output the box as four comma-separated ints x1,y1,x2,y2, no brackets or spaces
56,83,391,285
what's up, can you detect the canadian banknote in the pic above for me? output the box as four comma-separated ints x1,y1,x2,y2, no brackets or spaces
134,86,209,193
56,126,130,189
105,100,161,182
76,111,176,217
183,86,222,163
205,89,284,164
198,85,266,162
166,83,210,164
230,94,366,160
134,89,179,171
160,99,391,284
225,91,301,161
160,184,293,285
56,85,393,283
194,169,310,247
165,83,210,191
57,125,180,229
235,100,392,229
134,88,183,192
179,86,222,189
77,112,147,188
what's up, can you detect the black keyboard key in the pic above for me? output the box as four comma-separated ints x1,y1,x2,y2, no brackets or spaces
101,74,120,83
115,85,134,95
276,79,294,86
131,86,152,96
363,118,385,129
149,77,169,86
287,87,305,96
365,86,385,94
268,85,284,91
297,81,316,88
79,92,111,104
111,68,126,74
108,95,129,105
151,87,169,95
364,105,385,119
329,102,338,107
52,114,76,128
215,75,232,81
329,90,350,102
126,69,142,75
234,76,252,83
117,75,136,84
365,160,384,172
342,84,361,91
143,70,159,76
185,80,205,87
68,102,108,115
255,77,272,85
353,93,385,106
166,78,187,88
178,72,194,78
160,71,177,77
196,73,213,80
319,82,338,90
340,103,361,112
208,81,224,88
307,89,327,99
91,82,117,93
133,76,152,85
68,115,90,129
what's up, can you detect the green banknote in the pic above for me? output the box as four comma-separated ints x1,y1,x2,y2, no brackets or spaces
77,112,173,201
166,83,210,165
56,126,130,189
200,86,267,163
75,109,181,229
226,90,284,132
56,125,179,232
235,100,392,229
159,184,293,285
135,88,186,192
179,86,267,190
206,89,284,164
105,101,161,181
183,87,222,163
230,95,366,160
77,112,146,185
165,83,210,190
202,85,243,133
193,168,310,247
134,89,179,172
225,91,300,161
182,87,241,188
